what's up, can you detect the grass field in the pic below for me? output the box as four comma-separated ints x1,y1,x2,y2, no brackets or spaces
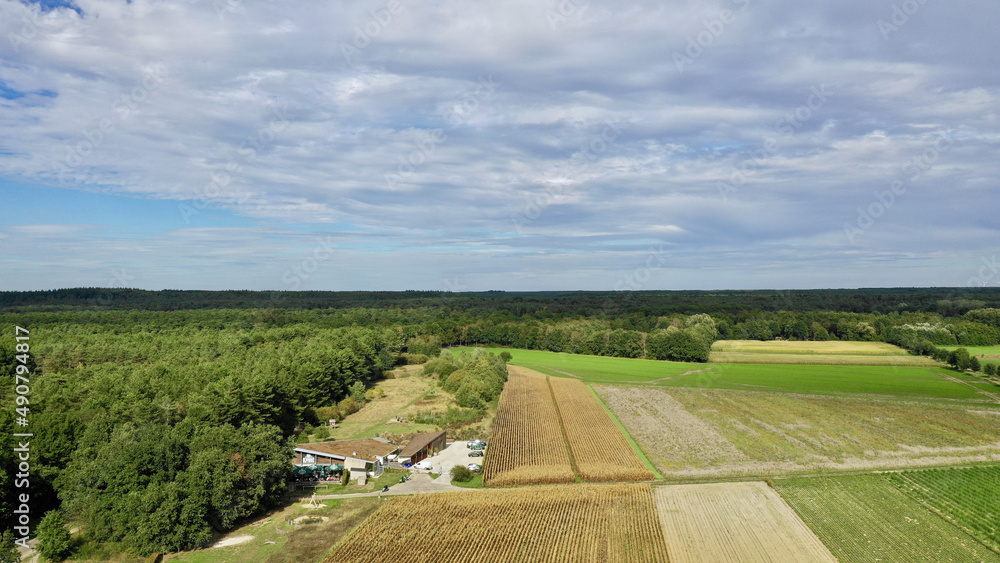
710,339,939,366
321,484,669,563
887,465,1000,553
470,347,988,400
776,474,1000,562
325,367,440,440
654,482,835,563
597,386,1000,478
453,347,701,382
943,345,1000,369
164,498,381,563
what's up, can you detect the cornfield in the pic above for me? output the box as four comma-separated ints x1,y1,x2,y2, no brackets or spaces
322,484,669,563
549,377,655,481
483,367,575,485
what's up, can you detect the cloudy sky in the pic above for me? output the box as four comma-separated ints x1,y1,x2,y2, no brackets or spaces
1,0,997,292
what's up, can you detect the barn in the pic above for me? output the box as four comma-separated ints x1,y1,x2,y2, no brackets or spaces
398,430,447,465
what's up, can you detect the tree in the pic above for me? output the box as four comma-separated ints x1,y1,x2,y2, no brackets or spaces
969,356,981,372
349,381,367,404
36,511,72,562
0,530,20,563
984,363,997,376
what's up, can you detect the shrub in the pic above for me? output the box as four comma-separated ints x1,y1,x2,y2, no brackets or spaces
451,465,473,482
338,396,359,416
313,425,331,441
37,511,72,562
984,363,997,376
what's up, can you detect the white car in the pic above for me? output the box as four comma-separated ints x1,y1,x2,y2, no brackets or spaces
467,463,482,472
413,460,434,471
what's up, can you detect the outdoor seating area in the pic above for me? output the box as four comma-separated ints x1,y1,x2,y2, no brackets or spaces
292,463,344,485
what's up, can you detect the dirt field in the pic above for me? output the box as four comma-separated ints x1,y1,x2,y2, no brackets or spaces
597,385,1000,478
654,482,836,563
596,385,748,471
323,484,669,563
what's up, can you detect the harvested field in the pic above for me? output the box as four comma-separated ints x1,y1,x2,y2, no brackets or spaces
322,484,669,563
710,340,938,366
596,385,748,471
654,482,836,563
712,340,917,355
598,385,1000,478
548,377,654,481
483,366,574,485
709,351,938,365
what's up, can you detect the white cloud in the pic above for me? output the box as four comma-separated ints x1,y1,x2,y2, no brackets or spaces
0,0,998,290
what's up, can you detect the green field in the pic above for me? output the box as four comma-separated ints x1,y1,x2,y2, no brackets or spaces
942,345,1000,356
887,465,1000,552
459,348,989,401
943,345,1000,369
776,474,1000,562
452,347,701,382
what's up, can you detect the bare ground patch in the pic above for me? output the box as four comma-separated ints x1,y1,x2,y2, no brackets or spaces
594,386,747,471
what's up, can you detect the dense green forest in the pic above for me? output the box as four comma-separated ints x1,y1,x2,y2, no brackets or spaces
2,290,999,557
3,287,999,315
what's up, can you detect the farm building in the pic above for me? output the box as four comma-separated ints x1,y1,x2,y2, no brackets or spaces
295,438,399,478
398,430,447,464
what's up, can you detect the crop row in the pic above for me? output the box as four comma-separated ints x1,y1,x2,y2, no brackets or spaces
548,376,654,481
323,484,669,563
482,367,574,485
887,465,1000,552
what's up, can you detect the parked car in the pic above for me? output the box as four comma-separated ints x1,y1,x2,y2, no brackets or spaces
468,450,483,457
413,460,434,470
467,439,486,449
467,463,482,472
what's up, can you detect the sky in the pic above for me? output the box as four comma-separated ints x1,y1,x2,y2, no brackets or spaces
1,0,998,292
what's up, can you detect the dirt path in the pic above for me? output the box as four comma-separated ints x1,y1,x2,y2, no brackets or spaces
314,474,468,499
941,373,1000,403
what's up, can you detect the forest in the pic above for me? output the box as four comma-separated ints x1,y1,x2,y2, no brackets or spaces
2,289,1000,558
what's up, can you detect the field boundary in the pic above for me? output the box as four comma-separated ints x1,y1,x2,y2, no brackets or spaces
586,383,663,480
